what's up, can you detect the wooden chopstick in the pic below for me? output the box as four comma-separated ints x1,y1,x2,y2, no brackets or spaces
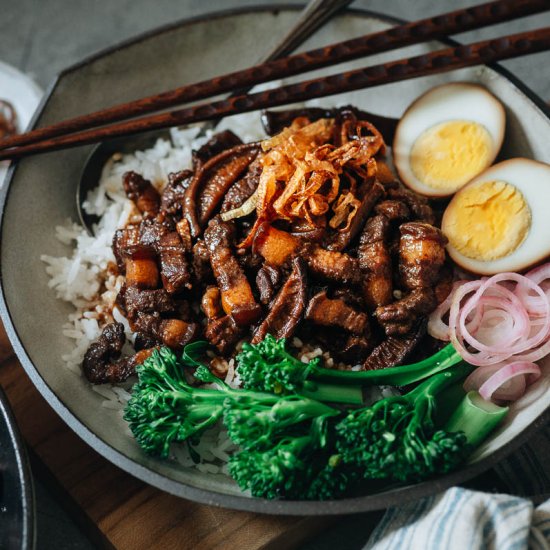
0,0,547,153
1,26,549,161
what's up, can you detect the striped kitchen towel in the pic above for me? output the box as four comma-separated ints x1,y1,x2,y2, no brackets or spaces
365,488,550,550
365,424,550,550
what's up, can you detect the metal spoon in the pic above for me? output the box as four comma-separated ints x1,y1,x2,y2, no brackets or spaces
77,0,354,234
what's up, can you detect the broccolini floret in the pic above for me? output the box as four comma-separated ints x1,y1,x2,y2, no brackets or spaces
124,346,341,463
223,394,339,450
123,347,229,457
228,417,354,500
335,363,474,482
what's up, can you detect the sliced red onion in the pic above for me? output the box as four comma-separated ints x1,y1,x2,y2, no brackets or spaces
477,361,541,402
475,308,517,347
510,337,550,363
463,363,527,402
448,280,506,366
459,293,530,354
516,264,550,316
449,272,550,366
428,281,469,341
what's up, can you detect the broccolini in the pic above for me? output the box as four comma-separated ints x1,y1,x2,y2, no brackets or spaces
236,335,462,398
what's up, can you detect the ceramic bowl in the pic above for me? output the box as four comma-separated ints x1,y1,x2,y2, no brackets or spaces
0,386,34,549
1,6,550,515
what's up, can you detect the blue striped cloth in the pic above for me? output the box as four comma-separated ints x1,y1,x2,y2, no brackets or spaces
365,424,550,550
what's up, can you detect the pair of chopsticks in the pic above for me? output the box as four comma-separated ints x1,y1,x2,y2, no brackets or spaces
0,0,549,161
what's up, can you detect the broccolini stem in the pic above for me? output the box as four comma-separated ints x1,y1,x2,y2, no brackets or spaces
311,343,462,387
445,391,509,448
268,397,340,423
404,361,473,404
300,380,364,405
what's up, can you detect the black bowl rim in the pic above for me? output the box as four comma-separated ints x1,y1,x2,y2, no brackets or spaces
1,4,550,516
0,385,35,549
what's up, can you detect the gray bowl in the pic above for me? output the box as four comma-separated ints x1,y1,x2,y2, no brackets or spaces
2,6,550,515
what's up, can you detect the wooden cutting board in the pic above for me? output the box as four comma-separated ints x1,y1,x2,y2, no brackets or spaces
0,320,385,549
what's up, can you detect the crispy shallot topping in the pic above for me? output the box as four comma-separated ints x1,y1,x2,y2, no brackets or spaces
239,117,386,247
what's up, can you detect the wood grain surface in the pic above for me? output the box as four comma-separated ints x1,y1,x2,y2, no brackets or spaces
0,320,357,550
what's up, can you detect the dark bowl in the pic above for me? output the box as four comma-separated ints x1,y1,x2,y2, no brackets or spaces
0,386,35,549
1,6,550,515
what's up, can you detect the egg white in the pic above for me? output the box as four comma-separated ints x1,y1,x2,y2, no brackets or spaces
442,158,550,275
393,82,505,198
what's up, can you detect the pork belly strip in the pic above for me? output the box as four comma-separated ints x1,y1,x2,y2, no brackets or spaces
252,258,307,344
134,216,193,294
157,231,192,293
138,216,170,249
363,320,426,371
160,169,192,217
82,322,155,384
123,171,160,219
201,286,223,320
305,290,369,336
358,215,392,308
205,315,244,355
387,186,436,225
327,180,385,252
133,313,199,349
254,223,361,285
253,223,300,267
120,285,176,319
112,225,140,273
398,222,447,290
305,245,361,285
255,264,282,305
191,239,214,284
184,143,259,236
204,218,261,327
374,199,410,221
125,248,159,290
375,287,437,336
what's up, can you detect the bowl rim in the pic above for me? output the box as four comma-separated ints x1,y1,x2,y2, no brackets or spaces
1,4,550,516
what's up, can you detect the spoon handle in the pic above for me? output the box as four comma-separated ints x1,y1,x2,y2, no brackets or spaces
197,0,353,136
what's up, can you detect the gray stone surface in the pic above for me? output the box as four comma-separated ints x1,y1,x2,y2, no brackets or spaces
1,0,548,98
0,1,548,549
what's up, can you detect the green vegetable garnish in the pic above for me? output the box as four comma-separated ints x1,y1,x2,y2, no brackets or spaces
236,335,462,398
124,342,508,500
124,347,340,461
334,363,504,482
445,390,509,448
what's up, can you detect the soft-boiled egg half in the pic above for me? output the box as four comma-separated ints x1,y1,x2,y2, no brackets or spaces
393,83,505,198
442,158,550,275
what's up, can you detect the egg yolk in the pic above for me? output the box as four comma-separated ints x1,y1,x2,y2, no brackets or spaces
443,180,531,261
410,120,493,192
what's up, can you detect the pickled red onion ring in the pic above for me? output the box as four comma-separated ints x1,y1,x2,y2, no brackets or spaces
445,271,550,367
428,281,470,341
463,361,540,403
459,294,530,354
516,263,550,316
